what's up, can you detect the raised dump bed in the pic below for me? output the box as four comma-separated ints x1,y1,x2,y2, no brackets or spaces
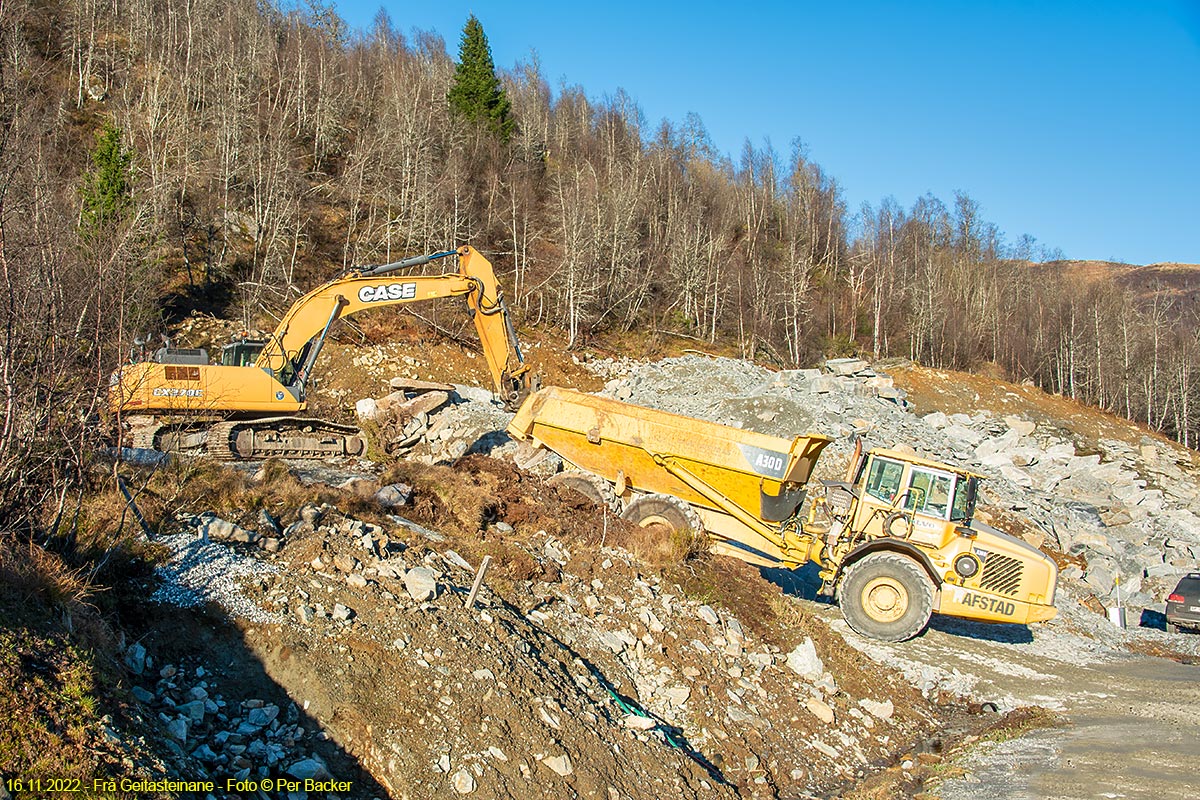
507,387,833,567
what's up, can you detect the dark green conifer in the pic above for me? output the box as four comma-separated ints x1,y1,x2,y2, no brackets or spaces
80,122,133,236
447,15,515,142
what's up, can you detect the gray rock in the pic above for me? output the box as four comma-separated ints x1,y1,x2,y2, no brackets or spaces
124,643,147,675
248,704,279,727
943,425,983,446
623,714,658,730
810,375,841,394
662,685,691,706
859,698,894,720
299,504,324,525
696,604,720,625
453,384,497,404
825,357,869,376
166,717,188,742
258,509,283,535
177,700,206,723
599,631,626,654
355,397,379,420
191,743,218,762
923,411,949,429
999,464,1033,488
375,483,413,508
1003,416,1036,437
451,768,476,794
726,706,762,726
287,757,332,781
332,603,354,622
297,605,315,624
404,567,438,602
444,550,472,571
806,697,835,724
542,754,573,777
131,685,155,704
544,541,570,565
1084,563,1117,597
347,573,368,589
200,515,260,544
1146,563,1180,580
786,638,824,680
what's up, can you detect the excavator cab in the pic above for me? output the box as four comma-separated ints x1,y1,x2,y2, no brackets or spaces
221,339,266,367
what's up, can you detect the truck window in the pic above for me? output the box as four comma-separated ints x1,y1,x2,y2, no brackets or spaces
864,458,905,503
904,467,954,519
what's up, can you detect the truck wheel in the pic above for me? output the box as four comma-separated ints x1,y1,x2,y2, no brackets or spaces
624,494,705,563
838,552,934,642
547,471,619,513
621,494,704,538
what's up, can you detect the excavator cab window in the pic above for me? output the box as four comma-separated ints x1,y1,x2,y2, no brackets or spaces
221,340,266,367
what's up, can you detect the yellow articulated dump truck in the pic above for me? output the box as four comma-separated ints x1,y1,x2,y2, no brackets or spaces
508,387,1057,642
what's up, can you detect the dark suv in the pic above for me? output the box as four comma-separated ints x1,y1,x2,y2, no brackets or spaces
1166,573,1200,633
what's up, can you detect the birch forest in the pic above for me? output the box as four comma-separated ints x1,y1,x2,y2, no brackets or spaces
1,0,1197,525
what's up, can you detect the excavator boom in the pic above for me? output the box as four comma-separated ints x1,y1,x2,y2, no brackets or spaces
257,246,529,404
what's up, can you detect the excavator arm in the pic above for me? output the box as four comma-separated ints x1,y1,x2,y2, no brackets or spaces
257,246,532,407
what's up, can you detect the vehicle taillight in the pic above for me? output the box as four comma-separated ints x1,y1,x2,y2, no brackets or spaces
1167,593,1185,603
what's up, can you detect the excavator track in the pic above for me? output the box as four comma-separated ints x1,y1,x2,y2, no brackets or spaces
205,421,239,460
121,417,366,460
207,416,366,460
128,422,164,450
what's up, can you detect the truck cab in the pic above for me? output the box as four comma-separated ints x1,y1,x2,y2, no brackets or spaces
852,448,979,548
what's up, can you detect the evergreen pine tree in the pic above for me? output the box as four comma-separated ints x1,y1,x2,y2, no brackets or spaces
447,15,515,142
80,122,133,237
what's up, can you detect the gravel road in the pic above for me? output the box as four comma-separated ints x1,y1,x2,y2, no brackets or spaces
808,601,1200,799
937,652,1199,799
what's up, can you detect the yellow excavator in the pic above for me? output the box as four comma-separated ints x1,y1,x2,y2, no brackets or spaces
109,246,533,459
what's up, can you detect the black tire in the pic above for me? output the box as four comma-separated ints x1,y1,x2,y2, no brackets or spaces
837,552,934,642
547,471,618,513
621,494,704,537
883,511,911,539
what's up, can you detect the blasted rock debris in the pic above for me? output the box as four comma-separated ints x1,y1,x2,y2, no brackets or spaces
131,353,1200,799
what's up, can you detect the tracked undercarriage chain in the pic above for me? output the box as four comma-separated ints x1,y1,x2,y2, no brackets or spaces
210,416,366,460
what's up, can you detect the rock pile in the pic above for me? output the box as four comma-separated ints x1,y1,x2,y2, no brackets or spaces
355,380,526,467
146,473,939,797
120,651,337,784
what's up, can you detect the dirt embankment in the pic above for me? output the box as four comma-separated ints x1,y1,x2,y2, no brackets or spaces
109,453,977,799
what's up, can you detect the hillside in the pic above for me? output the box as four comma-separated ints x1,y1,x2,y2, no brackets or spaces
6,323,1200,797
1036,259,1200,318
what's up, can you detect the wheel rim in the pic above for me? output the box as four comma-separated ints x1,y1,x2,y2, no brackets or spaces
638,513,674,530
861,576,909,623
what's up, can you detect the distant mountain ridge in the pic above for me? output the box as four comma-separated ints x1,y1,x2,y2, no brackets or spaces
1035,259,1200,318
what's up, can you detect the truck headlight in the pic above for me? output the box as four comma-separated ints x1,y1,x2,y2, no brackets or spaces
954,553,981,580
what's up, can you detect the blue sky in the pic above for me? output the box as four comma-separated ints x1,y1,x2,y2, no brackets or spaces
334,1,1199,265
